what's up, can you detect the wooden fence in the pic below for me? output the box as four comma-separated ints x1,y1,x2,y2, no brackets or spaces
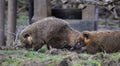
66,19,120,31
66,19,97,31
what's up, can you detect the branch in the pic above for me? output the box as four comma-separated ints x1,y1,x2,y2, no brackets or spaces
69,0,120,6
17,6,26,13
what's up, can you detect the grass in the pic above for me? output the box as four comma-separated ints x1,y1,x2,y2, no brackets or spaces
0,49,67,66
0,46,120,66
0,49,120,66
17,12,29,26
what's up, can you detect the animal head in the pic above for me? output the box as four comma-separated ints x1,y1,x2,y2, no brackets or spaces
71,31,91,51
19,28,44,51
19,31,33,50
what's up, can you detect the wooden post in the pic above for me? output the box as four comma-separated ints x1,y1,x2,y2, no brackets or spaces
82,5,95,19
32,0,51,22
0,0,5,46
82,5,98,30
119,20,120,27
94,7,99,30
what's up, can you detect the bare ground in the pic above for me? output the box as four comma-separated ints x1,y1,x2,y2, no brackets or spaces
0,49,120,66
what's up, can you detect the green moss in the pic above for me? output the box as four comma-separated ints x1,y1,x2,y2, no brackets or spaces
1,56,22,66
0,50,120,66
17,13,28,26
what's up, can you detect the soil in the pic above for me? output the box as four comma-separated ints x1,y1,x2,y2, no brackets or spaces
0,49,120,66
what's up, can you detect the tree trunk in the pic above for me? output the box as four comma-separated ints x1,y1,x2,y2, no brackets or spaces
28,0,34,24
32,0,51,22
0,0,5,47
7,0,17,49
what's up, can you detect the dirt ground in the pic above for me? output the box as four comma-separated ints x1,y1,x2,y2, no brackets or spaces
0,49,120,66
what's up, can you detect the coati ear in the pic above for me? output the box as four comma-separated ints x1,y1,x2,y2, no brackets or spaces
24,34,30,38
82,31,91,44
82,31,90,39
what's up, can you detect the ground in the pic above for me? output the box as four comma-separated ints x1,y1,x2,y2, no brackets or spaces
0,46,120,66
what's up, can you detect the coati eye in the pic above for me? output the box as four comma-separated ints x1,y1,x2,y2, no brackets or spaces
24,34,29,38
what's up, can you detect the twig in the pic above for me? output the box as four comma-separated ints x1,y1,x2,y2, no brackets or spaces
0,29,16,36
17,6,26,14
13,29,20,49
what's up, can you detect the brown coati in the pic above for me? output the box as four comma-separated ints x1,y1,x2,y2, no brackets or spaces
74,30,120,54
19,17,81,51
